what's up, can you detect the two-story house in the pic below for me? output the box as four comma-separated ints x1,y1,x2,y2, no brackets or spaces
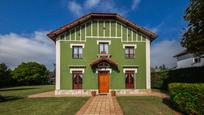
47,13,157,95
174,50,204,68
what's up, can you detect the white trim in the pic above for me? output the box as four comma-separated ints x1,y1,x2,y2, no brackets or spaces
85,23,87,36
56,40,60,90
91,21,93,36
70,68,85,73
131,30,133,42
97,40,111,45
126,27,128,42
110,20,112,36
116,22,118,37
86,36,121,39
123,68,137,73
103,20,105,37
146,38,151,89
123,44,137,49
70,43,85,48
96,68,112,73
80,26,81,41
136,31,138,41
97,20,99,36
75,28,76,40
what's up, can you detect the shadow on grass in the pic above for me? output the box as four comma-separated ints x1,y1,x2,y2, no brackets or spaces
0,95,23,102
0,88,37,91
162,97,182,114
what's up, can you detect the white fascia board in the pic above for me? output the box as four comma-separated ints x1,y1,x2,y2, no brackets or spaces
97,40,111,45
70,43,85,48
70,68,85,73
123,68,137,73
123,44,137,49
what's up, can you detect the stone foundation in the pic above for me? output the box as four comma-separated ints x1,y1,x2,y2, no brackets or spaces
55,89,152,96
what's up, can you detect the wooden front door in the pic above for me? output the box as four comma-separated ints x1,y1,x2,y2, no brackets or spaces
98,71,109,93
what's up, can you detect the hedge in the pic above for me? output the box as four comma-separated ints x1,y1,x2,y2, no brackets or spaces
151,66,204,90
169,83,204,114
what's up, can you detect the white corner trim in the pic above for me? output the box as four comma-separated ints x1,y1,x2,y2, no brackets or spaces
123,44,137,49
96,68,112,73
146,38,151,89
56,40,60,90
123,68,137,73
70,68,85,73
97,40,111,45
70,43,85,48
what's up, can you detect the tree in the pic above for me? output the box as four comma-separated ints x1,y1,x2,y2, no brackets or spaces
181,0,204,56
12,62,49,85
0,63,12,87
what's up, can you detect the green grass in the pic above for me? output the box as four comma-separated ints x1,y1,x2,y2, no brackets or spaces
0,85,89,115
117,96,177,115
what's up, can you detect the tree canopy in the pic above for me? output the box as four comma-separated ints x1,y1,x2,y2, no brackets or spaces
181,0,204,55
0,63,12,87
12,62,49,85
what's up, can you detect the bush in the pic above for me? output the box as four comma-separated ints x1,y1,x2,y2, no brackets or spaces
151,66,204,90
169,83,204,114
151,71,168,89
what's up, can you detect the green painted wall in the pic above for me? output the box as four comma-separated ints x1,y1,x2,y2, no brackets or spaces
59,19,147,90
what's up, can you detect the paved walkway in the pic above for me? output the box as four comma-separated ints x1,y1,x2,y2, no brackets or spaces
76,95,123,115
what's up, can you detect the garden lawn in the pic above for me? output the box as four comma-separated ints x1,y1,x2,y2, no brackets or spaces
117,96,177,115
0,85,89,115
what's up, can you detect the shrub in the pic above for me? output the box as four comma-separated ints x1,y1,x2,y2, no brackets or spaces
151,71,168,89
151,66,204,90
169,83,204,114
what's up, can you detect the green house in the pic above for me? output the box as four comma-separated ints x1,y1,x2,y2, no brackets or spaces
47,13,157,95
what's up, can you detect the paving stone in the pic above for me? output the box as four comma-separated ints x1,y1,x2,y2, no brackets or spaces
76,95,123,115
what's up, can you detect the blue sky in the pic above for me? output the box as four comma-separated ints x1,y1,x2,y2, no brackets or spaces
0,0,189,69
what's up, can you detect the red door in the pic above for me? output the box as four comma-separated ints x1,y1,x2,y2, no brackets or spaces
125,71,134,89
98,71,109,93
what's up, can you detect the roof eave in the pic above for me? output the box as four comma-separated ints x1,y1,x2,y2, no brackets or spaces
47,13,157,41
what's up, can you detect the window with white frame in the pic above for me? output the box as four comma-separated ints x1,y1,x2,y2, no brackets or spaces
125,46,135,59
72,46,83,59
70,44,84,59
123,44,136,59
99,43,109,54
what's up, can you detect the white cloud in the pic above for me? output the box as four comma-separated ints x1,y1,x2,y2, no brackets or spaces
85,0,100,9
145,22,165,33
67,0,128,17
131,0,141,10
151,40,184,68
0,31,55,70
68,1,83,16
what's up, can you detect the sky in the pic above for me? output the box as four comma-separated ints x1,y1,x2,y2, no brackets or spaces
0,0,189,70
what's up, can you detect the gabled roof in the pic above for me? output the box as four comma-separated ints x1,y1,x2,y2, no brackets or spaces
47,13,157,41
174,50,188,57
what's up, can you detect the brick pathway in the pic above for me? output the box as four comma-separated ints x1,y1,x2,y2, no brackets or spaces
76,95,123,115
